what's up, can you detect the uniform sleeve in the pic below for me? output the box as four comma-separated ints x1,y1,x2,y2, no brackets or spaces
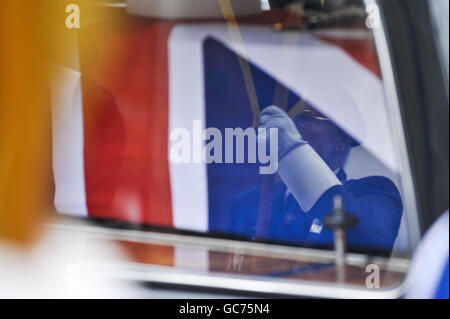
306,176,403,251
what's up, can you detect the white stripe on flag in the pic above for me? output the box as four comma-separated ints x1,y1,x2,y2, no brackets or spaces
169,27,209,232
50,65,88,217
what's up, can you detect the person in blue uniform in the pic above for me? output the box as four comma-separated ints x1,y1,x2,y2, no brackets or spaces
229,105,403,251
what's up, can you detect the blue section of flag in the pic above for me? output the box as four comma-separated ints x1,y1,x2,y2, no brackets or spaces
203,37,301,233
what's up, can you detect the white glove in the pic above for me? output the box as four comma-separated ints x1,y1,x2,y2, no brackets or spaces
258,106,306,159
258,106,341,212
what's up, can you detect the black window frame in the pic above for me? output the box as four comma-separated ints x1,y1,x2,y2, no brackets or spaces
377,0,449,235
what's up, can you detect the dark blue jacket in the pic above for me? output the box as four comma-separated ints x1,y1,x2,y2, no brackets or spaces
229,171,403,251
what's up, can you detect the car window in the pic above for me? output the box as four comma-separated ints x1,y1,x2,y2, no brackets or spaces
52,0,418,258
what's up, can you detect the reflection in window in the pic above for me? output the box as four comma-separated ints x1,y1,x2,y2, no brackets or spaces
57,0,413,258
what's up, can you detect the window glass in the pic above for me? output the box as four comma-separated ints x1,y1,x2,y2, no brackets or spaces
53,0,414,257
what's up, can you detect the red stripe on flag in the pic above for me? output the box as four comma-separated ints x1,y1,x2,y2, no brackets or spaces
81,19,174,226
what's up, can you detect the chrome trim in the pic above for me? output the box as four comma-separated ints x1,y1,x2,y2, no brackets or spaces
89,260,406,299
44,221,410,273
364,0,422,251
46,217,408,298
44,221,408,299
